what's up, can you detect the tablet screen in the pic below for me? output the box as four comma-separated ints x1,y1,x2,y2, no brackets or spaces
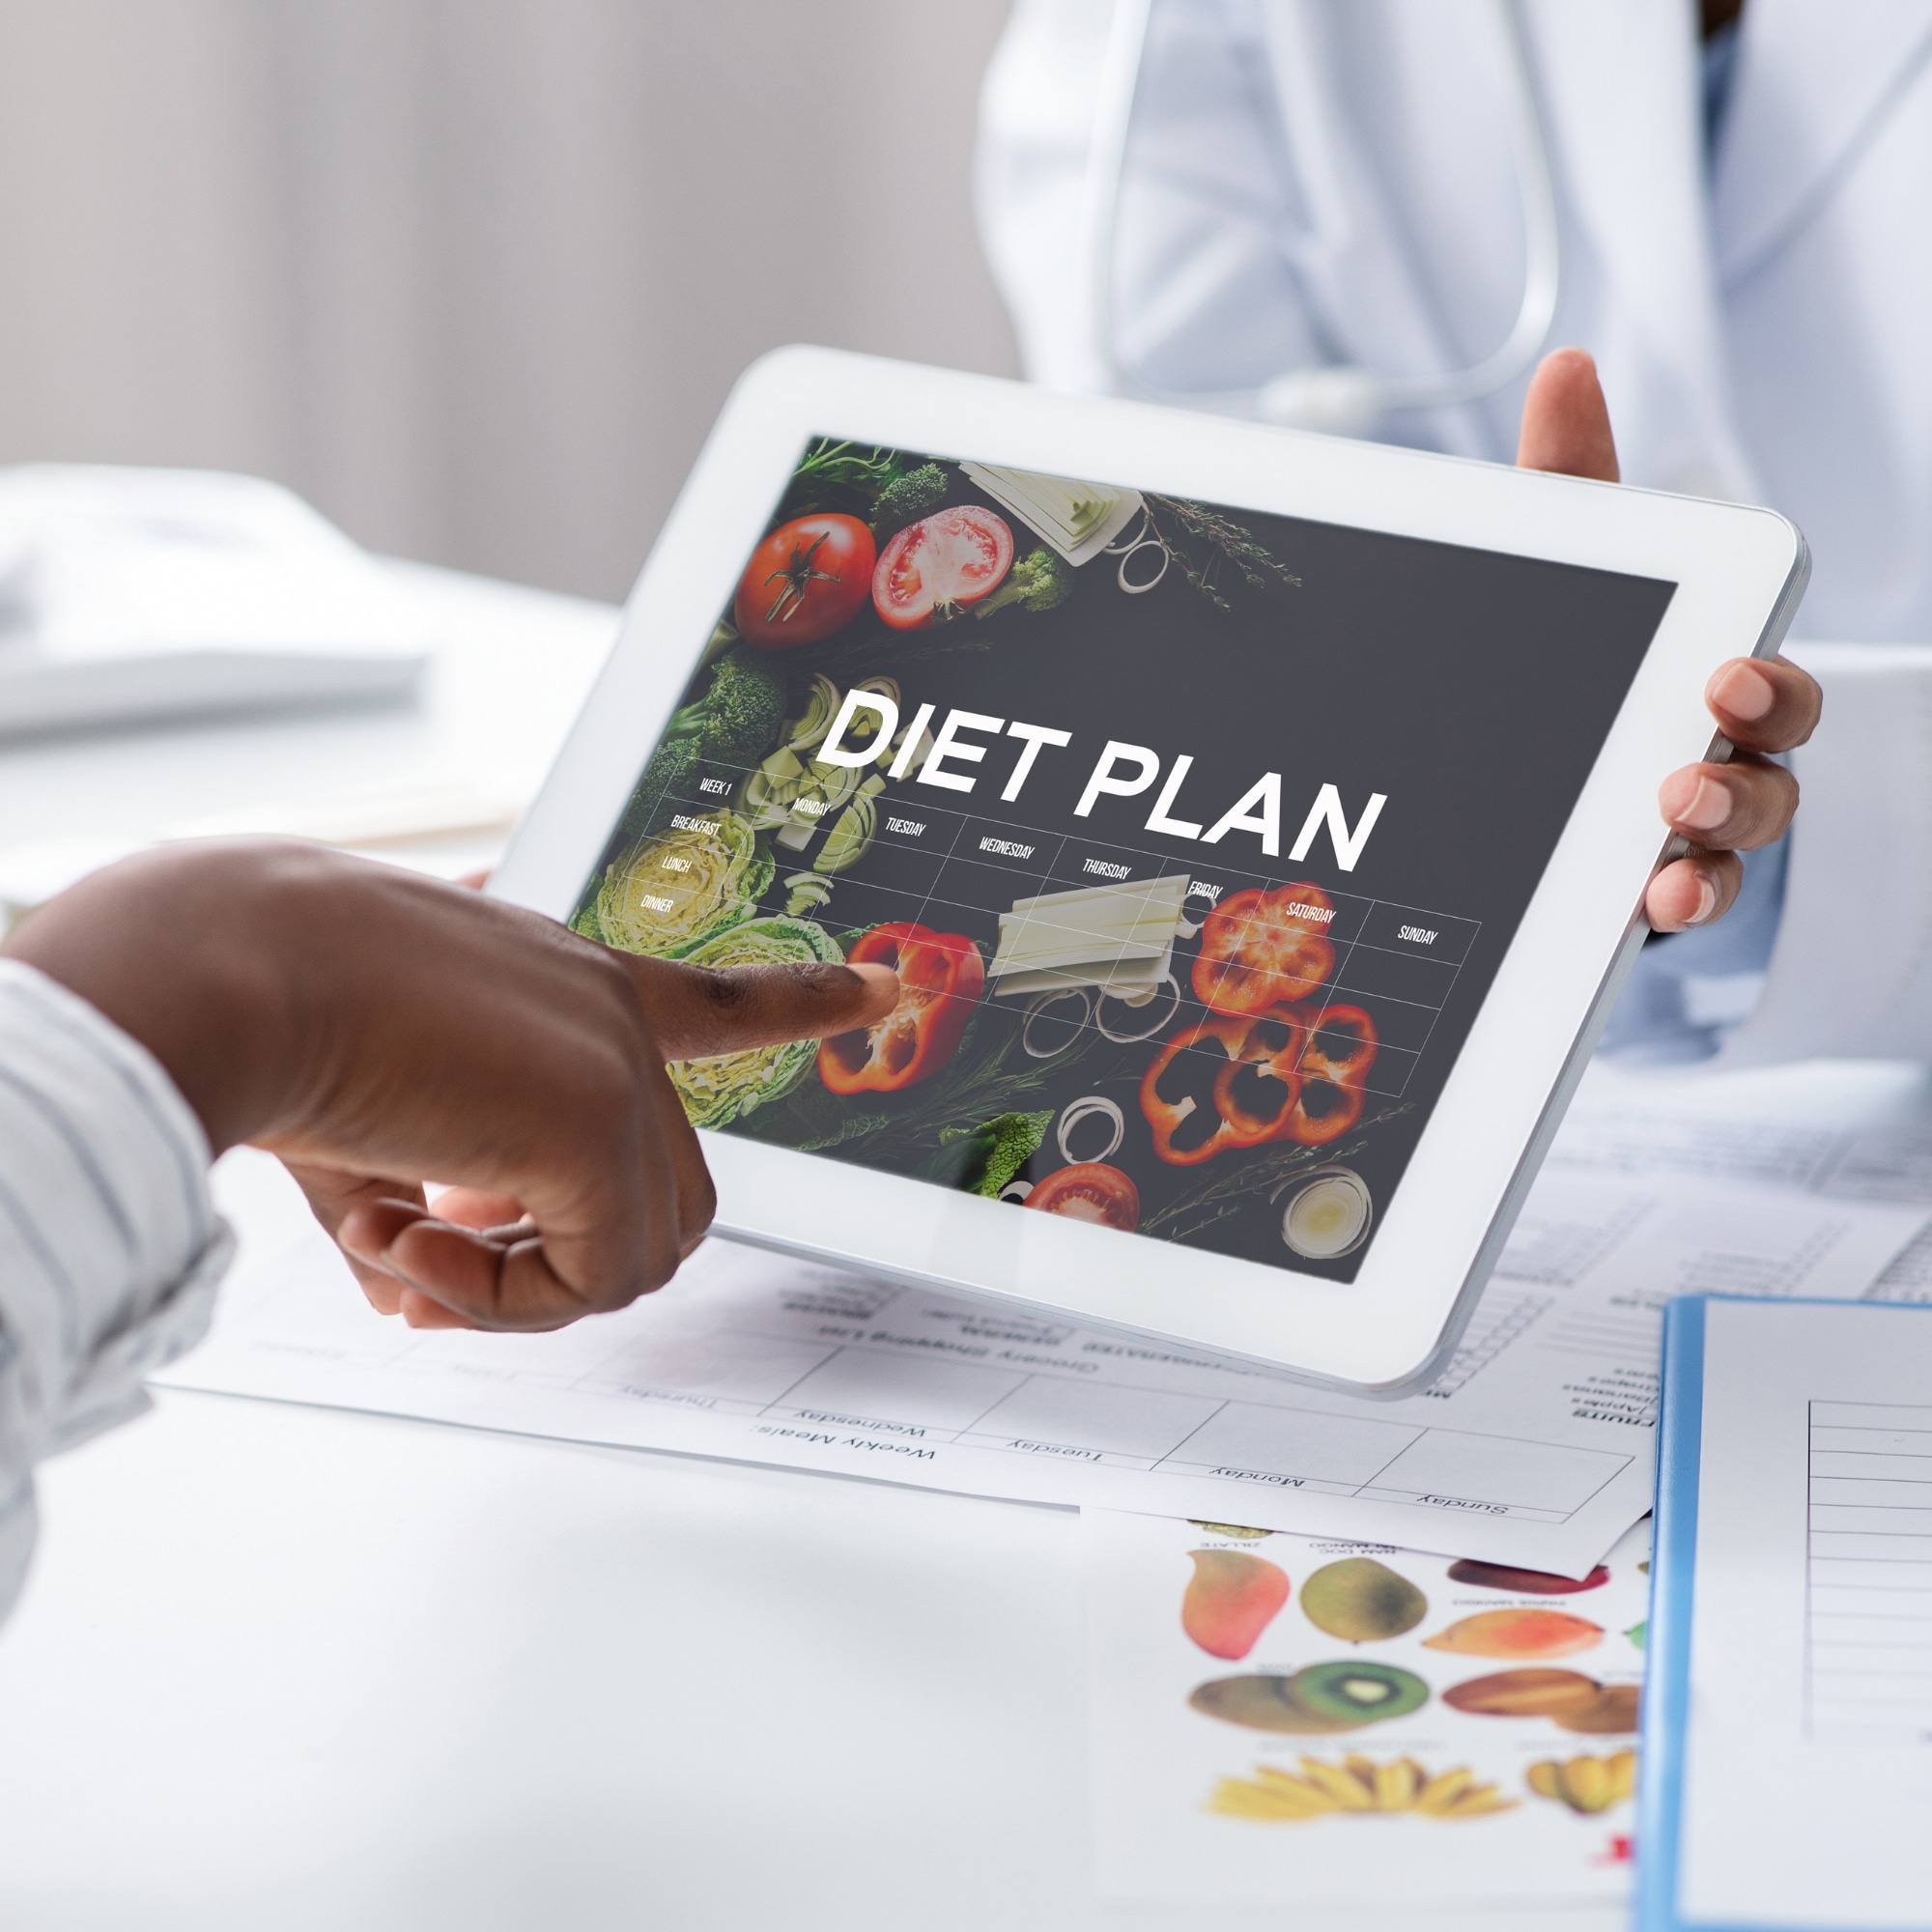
572,443,1674,1282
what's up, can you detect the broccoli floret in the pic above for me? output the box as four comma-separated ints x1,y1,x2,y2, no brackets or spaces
965,1110,1054,1198
870,463,948,536
672,645,787,763
975,546,1076,620
636,646,786,810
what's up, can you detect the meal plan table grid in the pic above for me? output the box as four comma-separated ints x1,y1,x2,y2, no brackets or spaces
651,767,1483,1101
1805,1399,1932,1743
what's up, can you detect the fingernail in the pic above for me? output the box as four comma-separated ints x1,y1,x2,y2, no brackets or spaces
1713,661,1775,722
1663,773,1731,833
1687,875,1719,925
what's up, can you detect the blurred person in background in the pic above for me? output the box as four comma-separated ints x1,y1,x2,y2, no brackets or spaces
978,0,1932,1067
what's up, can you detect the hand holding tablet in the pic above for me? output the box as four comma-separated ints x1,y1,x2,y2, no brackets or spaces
1515,349,1818,935
494,345,1812,1390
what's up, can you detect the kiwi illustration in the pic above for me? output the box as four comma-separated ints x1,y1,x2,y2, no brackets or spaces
1289,1660,1430,1724
1300,1557,1429,1642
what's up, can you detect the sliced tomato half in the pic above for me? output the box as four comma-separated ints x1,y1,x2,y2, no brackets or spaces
872,505,1014,629
1026,1162,1141,1232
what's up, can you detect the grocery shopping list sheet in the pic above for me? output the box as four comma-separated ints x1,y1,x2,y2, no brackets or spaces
153,1148,1929,1576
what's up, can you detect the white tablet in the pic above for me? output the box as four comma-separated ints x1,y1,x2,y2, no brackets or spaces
492,347,1807,1394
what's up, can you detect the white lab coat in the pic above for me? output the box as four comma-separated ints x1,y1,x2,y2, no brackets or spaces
977,0,1932,1065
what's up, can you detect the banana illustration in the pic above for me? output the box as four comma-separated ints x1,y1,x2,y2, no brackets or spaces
1207,1755,1517,1823
1525,1748,1638,1815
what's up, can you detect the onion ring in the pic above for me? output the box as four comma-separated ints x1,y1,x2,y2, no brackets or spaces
1094,972,1180,1043
1057,1094,1124,1166
1022,987,1091,1058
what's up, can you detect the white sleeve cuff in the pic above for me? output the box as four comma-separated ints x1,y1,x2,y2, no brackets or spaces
0,961,227,1618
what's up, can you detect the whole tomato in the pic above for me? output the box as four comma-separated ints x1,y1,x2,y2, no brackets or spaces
733,514,876,648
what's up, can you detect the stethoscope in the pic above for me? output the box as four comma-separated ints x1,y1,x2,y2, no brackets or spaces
1079,0,1561,435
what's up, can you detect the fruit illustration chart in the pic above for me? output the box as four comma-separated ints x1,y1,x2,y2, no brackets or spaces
575,440,1674,1280
1085,1508,1654,1906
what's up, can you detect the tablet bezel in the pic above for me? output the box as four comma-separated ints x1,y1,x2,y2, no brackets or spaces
491,347,1807,1395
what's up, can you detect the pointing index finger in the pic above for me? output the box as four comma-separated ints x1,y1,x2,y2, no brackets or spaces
611,954,899,1061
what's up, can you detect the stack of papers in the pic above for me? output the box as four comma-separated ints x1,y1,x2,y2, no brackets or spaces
154,1064,1932,1919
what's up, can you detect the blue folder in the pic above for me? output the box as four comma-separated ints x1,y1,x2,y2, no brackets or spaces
1634,1293,1707,1932
1636,1294,1932,1932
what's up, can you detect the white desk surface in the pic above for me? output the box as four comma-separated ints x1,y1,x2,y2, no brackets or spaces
0,566,1211,1932
0,563,1920,1930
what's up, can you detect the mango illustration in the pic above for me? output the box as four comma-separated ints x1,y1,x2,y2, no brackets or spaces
1182,1548,1291,1659
1423,1608,1604,1660
1442,1668,1603,1718
1554,1684,1640,1735
1299,1556,1428,1642
1446,1558,1609,1595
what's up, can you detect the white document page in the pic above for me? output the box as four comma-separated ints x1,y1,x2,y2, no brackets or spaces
1084,1506,1648,1918
153,1151,1928,1577
1679,1300,1932,1930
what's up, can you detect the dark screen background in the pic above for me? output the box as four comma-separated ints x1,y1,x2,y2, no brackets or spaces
573,442,1674,1283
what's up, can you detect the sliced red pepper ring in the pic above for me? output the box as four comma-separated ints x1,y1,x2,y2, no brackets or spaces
818,922,985,1094
1283,1003,1378,1146
1140,1008,1309,1166
1191,883,1338,1016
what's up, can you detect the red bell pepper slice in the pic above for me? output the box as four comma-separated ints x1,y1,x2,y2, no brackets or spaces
1140,1007,1310,1166
817,921,985,1094
1191,883,1337,1015
1283,1003,1378,1145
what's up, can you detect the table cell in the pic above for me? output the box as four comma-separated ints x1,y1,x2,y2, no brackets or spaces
961,1379,1225,1462
1811,1502,1932,1536
1159,1402,1422,1487
1308,986,1437,1055
1333,943,1461,1009
1811,1530,1932,1561
1812,1425,1932,1457
1357,900,1480,967
869,796,969,859
1246,880,1375,949
769,1350,1027,1436
1354,1428,1629,1516
1043,836,1186,895
1812,1450,1932,1483
584,1331,838,1411
1812,1401,1932,1432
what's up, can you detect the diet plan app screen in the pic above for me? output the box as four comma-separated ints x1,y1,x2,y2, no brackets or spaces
573,442,1674,1283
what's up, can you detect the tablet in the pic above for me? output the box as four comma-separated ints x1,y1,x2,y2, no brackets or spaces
492,347,1808,1394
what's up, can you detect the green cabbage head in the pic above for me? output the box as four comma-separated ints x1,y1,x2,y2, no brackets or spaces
668,915,843,1127
579,811,771,957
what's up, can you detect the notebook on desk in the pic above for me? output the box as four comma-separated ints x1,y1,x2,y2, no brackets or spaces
1639,1295,1932,1932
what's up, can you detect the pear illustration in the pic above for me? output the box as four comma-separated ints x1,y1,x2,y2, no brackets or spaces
1299,1556,1428,1642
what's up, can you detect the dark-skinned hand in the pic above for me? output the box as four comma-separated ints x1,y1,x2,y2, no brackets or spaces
1518,348,1821,930
2,840,896,1332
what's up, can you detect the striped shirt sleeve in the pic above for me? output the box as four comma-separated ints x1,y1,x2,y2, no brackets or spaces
0,960,230,1621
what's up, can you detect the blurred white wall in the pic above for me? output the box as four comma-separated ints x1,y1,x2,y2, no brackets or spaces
0,1,1020,602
